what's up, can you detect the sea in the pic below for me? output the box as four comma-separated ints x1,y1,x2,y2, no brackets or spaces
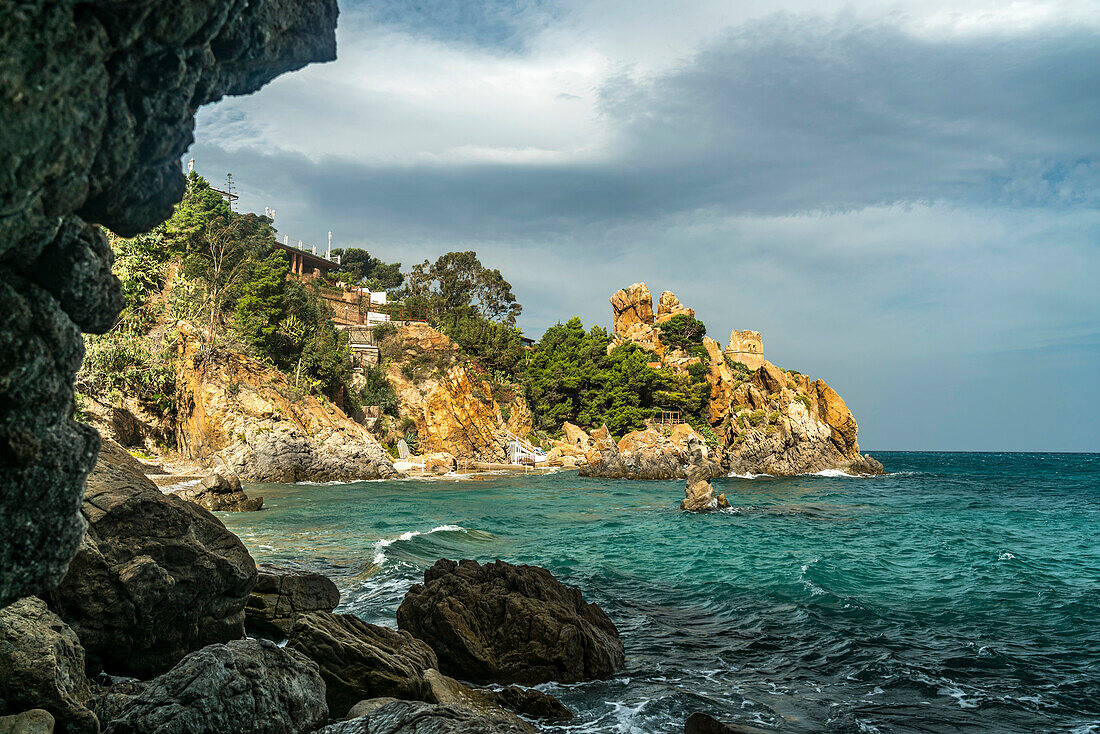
220,452,1100,733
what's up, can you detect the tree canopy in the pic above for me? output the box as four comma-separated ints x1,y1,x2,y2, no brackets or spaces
330,247,403,290
403,251,522,325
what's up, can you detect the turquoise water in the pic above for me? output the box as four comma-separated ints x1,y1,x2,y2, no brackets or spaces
221,453,1100,733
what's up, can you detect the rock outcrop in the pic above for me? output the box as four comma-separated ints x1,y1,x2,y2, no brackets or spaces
287,611,439,717
175,325,397,482
0,597,98,734
0,0,338,608
397,559,624,685
723,362,884,476
685,712,771,734
602,284,883,476
246,565,340,638
581,424,725,481
102,639,327,734
318,699,533,734
175,469,262,512
680,437,729,512
382,324,531,461
44,436,257,678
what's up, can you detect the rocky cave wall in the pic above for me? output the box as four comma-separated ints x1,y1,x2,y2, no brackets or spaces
0,0,338,608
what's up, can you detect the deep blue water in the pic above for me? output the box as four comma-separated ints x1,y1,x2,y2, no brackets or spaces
220,453,1100,733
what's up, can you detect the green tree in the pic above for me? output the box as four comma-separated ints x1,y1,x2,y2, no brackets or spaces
404,251,522,325
330,248,404,290
233,249,289,355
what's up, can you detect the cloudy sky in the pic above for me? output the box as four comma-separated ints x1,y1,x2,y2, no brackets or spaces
190,0,1100,451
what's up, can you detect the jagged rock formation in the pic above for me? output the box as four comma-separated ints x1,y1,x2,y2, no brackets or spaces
102,639,328,734
44,436,257,678
175,325,398,482
681,437,730,512
397,559,624,685
0,597,98,733
382,324,532,461
245,564,340,638
604,284,883,476
721,361,883,476
0,0,339,609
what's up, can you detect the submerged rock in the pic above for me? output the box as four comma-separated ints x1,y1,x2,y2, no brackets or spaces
103,639,326,734
397,559,624,685
488,686,574,721
0,598,97,734
318,699,533,734
684,712,772,734
287,611,438,717
45,438,257,678
245,564,340,638
176,469,263,512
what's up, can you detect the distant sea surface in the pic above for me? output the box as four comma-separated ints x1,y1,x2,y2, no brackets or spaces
221,453,1100,733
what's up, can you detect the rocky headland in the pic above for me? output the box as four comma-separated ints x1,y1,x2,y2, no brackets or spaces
579,282,884,482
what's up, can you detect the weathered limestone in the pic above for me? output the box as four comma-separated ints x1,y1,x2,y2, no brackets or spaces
318,699,533,734
610,283,654,332
175,325,398,482
383,324,532,461
397,559,624,685
0,0,339,608
656,291,694,324
680,437,729,512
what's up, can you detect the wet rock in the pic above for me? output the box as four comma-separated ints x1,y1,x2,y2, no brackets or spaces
317,700,532,734
685,712,771,734
488,686,574,721
420,671,534,731
0,709,55,734
0,598,97,733
397,559,624,685
246,564,340,638
176,469,263,512
0,0,337,608
44,440,256,678
103,639,326,734
287,611,438,716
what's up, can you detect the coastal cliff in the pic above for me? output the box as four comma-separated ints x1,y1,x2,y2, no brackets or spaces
380,323,533,462
174,325,397,482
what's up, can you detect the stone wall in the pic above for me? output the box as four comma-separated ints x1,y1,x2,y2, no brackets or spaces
0,0,338,609
724,329,765,370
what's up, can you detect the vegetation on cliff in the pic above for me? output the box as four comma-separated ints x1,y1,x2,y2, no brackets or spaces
523,317,709,435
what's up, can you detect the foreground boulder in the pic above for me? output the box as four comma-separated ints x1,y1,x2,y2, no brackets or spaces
246,565,340,637
0,710,55,734
318,699,532,734
175,469,262,512
103,639,326,734
45,438,257,677
0,598,97,733
397,559,624,685
287,612,438,716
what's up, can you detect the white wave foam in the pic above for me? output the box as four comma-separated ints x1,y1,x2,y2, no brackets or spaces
160,478,201,493
727,471,774,479
371,525,465,566
805,469,856,478
998,551,1017,561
